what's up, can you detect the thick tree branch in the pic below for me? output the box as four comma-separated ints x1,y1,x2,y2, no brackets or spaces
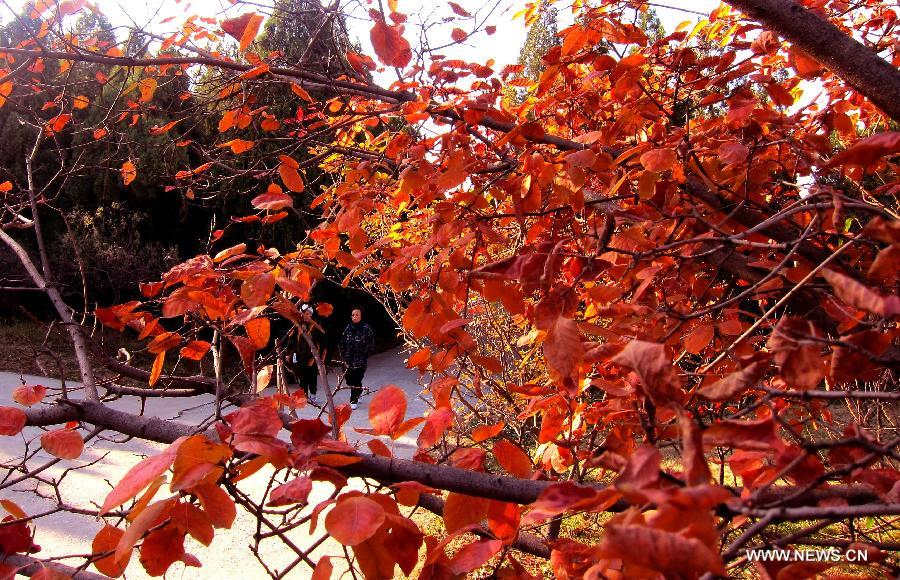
0,553,108,579
724,0,900,120
23,401,884,514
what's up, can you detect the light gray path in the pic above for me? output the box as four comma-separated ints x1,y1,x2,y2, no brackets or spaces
0,348,425,579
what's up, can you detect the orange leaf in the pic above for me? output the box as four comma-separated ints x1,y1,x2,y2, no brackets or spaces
406,347,430,369
193,482,236,528
121,160,137,186
493,439,532,477
0,81,12,108
639,148,677,172
72,95,89,109
245,317,271,350
100,438,184,514
138,78,157,102
279,162,305,192
170,434,231,492
290,83,313,102
443,492,489,533
471,421,504,443
12,384,47,407
0,406,27,436
218,139,254,154
369,385,406,436
47,113,71,133
316,303,333,317
41,428,84,459
324,496,385,546
0,181,11,192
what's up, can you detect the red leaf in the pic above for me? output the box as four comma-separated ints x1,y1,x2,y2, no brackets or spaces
544,316,584,383
525,482,619,524
316,302,334,317
697,361,766,401
369,385,406,436
180,340,211,361
311,556,333,580
821,269,897,317
252,184,293,211
683,324,714,354
449,539,502,575
267,477,312,506
448,2,471,17
222,13,263,52
639,148,677,172
12,384,46,407
193,482,236,528
825,131,900,169
41,427,84,459
370,20,411,68
324,496,385,545
139,527,186,576
451,28,467,42
703,415,783,452
599,525,724,577
0,406,27,436
92,525,128,577
611,341,683,405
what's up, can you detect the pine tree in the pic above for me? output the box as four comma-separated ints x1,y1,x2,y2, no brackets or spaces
517,0,560,81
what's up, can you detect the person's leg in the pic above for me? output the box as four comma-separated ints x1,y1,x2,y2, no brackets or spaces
347,367,365,404
302,365,318,396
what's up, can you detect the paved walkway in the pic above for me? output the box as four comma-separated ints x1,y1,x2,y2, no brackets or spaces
0,348,425,578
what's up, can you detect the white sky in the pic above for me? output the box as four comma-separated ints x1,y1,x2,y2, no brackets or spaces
3,0,721,71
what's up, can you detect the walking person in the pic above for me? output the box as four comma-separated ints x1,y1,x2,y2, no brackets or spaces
339,307,375,410
288,303,327,406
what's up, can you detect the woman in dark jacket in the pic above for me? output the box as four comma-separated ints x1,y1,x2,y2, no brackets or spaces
339,307,375,409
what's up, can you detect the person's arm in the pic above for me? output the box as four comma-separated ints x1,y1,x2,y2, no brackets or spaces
365,325,376,355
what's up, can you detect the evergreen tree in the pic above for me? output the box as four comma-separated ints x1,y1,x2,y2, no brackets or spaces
517,1,560,81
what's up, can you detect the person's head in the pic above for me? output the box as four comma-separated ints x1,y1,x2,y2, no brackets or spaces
300,303,313,321
351,307,362,324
